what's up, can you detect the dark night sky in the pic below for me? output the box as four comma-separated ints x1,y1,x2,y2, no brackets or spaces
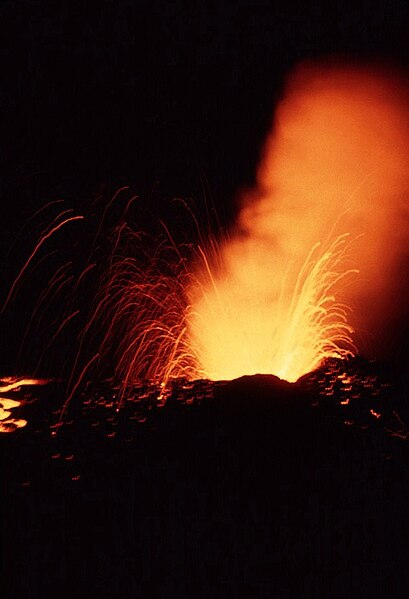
1,1,409,226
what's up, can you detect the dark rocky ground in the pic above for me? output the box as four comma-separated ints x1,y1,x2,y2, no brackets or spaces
2,357,409,598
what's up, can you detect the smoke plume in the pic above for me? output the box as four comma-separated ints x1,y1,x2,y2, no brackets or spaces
189,60,409,379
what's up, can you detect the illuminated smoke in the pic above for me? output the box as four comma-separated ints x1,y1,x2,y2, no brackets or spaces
187,60,409,381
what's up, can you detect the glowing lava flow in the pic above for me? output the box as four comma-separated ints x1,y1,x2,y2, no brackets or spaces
0,378,49,432
0,377,49,393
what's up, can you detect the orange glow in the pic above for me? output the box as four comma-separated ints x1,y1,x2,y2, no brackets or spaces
17,64,407,410
187,235,356,381
0,418,27,433
0,376,50,433
0,409,11,420
186,61,409,381
0,394,29,433
0,398,21,409
0,379,51,432
0,378,49,393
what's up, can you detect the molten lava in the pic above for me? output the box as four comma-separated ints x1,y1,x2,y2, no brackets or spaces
0,377,49,393
12,61,408,407
187,61,409,382
188,235,356,382
0,378,48,432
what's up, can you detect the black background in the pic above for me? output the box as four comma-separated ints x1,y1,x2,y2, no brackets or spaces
1,0,409,228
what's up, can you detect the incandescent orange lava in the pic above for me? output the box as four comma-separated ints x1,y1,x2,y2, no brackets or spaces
187,61,409,381
0,378,50,432
0,377,49,393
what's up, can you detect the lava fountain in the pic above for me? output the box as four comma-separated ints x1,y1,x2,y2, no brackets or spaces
14,60,408,406
186,60,409,382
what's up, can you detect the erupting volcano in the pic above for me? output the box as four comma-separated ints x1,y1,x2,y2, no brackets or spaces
4,61,409,399
186,61,409,383
5,4,409,596
58,60,409,396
